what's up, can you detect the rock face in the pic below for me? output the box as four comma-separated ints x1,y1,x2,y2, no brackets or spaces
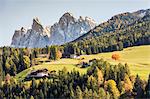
11,12,96,48
11,17,50,48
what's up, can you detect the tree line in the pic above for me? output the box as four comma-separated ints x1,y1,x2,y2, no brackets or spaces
0,59,150,99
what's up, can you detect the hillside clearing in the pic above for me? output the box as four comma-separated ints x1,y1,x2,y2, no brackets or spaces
16,45,150,80
81,45,150,79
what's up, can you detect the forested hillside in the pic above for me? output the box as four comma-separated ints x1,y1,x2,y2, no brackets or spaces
62,9,150,56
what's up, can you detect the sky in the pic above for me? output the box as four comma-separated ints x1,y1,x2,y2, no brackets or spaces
0,0,150,47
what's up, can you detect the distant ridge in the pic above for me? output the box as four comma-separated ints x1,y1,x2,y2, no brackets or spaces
73,9,150,42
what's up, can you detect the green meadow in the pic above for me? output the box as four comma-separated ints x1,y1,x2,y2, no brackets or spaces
16,45,150,80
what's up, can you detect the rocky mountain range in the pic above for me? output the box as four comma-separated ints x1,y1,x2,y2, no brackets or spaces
11,9,150,48
11,12,96,48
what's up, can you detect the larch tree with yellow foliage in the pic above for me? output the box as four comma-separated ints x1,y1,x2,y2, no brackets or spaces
105,80,120,99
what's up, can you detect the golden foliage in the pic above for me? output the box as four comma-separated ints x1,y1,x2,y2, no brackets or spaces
105,80,120,98
123,75,133,92
112,53,120,60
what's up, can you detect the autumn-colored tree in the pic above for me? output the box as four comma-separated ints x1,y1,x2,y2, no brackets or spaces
112,53,120,60
94,67,104,86
130,75,136,84
5,73,10,84
123,74,133,92
56,50,62,59
105,80,120,99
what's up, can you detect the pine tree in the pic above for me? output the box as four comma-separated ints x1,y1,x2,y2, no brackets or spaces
93,91,98,98
23,55,30,69
133,75,144,98
88,89,93,98
39,90,44,99
0,61,3,87
98,88,106,99
42,79,48,98
145,74,150,98
118,42,123,51
30,78,37,96
76,86,83,99
49,46,59,60
30,95,34,99
33,49,37,58
83,87,89,98
124,63,130,76
70,88,75,99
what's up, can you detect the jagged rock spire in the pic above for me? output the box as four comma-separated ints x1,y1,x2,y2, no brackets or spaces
32,17,44,33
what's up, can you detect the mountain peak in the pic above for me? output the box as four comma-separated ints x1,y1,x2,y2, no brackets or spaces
32,17,44,32
33,17,41,24
21,27,26,32
62,12,74,18
59,12,76,26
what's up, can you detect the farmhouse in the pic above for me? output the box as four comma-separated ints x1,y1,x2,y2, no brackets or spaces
26,68,49,78
70,54,80,59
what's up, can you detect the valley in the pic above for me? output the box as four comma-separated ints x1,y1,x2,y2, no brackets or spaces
0,7,149,98
16,45,150,81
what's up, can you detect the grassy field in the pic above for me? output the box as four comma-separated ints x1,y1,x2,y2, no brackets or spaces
81,45,150,79
16,63,88,81
16,45,150,81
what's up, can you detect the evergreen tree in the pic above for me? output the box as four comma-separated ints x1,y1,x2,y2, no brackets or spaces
49,46,60,60
33,49,38,58
30,78,37,96
39,89,44,99
93,91,98,98
83,87,89,98
23,55,30,69
0,61,3,86
70,88,75,99
118,42,123,51
76,86,83,99
145,74,150,98
42,79,48,98
124,63,130,76
133,75,144,98
98,88,106,99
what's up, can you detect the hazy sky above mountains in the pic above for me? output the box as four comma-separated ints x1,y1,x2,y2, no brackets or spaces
0,0,149,46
